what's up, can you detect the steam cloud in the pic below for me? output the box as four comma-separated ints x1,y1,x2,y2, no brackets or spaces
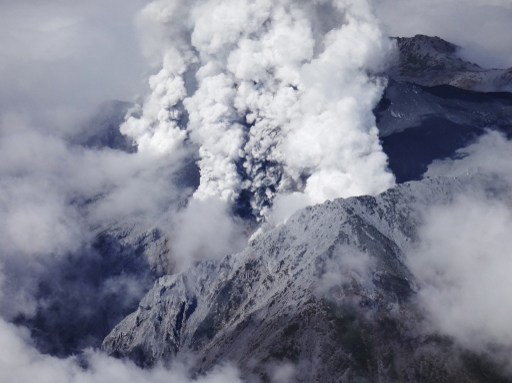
124,0,396,220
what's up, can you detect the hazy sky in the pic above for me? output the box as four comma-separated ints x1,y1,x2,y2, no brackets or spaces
0,0,149,131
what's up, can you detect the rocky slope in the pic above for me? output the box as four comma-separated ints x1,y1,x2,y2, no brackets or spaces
102,174,511,382
379,35,512,183
390,35,512,92
376,80,512,182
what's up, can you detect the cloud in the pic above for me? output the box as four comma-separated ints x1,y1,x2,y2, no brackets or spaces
0,110,191,324
407,132,512,368
0,317,242,383
267,362,297,383
409,195,512,368
374,0,512,68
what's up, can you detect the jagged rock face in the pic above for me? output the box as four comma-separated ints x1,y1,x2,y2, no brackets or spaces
102,176,508,382
390,35,512,92
376,80,512,138
394,35,480,75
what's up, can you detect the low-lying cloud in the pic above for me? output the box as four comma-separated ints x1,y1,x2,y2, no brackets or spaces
408,132,512,368
0,318,242,383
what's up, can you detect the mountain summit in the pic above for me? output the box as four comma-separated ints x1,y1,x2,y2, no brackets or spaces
390,34,512,92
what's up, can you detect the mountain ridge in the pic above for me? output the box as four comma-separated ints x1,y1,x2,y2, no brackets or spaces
390,34,512,92
102,174,511,382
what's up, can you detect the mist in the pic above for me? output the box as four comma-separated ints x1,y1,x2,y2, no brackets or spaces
0,317,242,383
408,132,512,369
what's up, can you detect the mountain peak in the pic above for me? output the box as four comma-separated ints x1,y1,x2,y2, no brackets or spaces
392,34,481,75
102,175,507,381
397,34,460,55
390,35,512,92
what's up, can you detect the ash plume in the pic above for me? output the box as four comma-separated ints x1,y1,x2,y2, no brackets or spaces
123,0,396,220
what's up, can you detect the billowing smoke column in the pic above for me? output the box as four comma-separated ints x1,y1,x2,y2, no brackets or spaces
122,0,395,219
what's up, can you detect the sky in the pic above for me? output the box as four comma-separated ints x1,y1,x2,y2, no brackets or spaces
0,0,149,131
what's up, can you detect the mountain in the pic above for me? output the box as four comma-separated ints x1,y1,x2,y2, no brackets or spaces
377,80,512,182
17,33,512,381
102,174,510,382
390,35,512,92
15,226,170,357
99,36,512,379
380,35,512,183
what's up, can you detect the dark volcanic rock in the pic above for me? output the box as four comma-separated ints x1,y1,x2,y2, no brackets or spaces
390,35,512,92
376,80,512,182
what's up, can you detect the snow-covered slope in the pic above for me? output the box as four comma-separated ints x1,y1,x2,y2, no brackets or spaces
103,175,508,382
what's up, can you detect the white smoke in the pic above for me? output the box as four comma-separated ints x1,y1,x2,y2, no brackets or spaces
426,130,512,184
124,0,396,219
0,113,241,381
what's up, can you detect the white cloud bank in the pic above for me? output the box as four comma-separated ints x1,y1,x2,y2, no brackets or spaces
0,318,242,383
408,132,512,369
